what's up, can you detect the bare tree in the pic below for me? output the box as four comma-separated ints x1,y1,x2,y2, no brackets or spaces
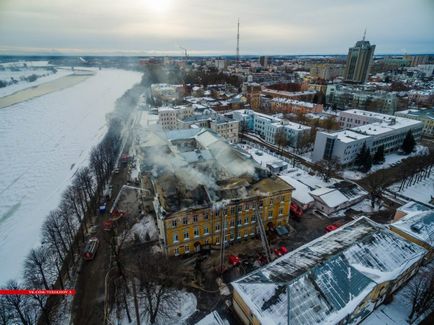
0,295,13,325
134,252,181,324
364,170,388,209
296,132,313,154
408,265,434,322
24,247,51,290
316,158,341,183
274,129,288,154
2,280,31,325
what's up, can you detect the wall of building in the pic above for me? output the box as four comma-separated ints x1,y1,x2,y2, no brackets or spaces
159,193,292,256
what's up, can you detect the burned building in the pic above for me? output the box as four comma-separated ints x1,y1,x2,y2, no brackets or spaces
138,127,294,255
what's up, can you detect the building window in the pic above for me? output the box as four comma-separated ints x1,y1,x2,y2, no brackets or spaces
204,212,208,220
244,216,249,224
172,220,177,228
230,220,235,228
216,224,220,232
184,231,189,241
193,215,198,223
237,219,242,225
173,233,179,243
279,208,283,216
183,217,188,225
194,227,199,237
252,215,256,223
204,227,209,235
268,210,273,219
185,245,190,254
174,248,179,256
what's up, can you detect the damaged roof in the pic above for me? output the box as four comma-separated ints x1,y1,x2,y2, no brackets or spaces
232,217,427,325
141,128,292,215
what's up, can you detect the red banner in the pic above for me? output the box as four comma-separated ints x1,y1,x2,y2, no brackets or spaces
0,289,76,295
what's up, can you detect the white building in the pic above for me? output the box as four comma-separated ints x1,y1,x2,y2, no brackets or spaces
233,109,310,147
312,109,423,165
209,115,239,144
158,105,194,130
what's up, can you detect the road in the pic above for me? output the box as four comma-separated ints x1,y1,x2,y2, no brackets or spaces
70,166,129,325
70,92,145,325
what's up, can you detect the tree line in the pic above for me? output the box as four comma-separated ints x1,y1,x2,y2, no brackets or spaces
0,83,145,325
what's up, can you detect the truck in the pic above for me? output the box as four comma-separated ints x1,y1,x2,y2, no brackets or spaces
83,237,99,260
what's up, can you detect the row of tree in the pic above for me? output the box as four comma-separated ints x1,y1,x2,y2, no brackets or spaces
0,84,144,324
355,130,416,173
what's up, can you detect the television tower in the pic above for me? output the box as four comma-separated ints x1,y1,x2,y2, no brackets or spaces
236,18,240,63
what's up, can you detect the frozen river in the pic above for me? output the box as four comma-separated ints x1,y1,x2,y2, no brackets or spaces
0,69,142,282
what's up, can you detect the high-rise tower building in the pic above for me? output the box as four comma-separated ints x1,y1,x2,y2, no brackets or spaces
259,56,268,67
344,32,375,83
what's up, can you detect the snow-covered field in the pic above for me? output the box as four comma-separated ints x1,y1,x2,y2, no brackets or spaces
342,145,429,180
0,69,142,283
0,61,73,97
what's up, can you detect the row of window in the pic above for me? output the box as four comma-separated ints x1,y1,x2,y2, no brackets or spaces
171,210,286,243
169,201,286,227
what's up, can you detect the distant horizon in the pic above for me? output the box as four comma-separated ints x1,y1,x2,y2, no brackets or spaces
0,52,433,58
1,0,433,57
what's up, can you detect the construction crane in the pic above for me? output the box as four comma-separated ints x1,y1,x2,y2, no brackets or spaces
179,46,189,58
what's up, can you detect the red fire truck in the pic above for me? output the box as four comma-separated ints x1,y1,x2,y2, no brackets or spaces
83,237,99,261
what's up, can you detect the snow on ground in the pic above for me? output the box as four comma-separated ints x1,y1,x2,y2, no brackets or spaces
342,145,429,180
117,289,197,325
389,172,434,205
332,199,386,218
127,215,158,243
361,262,434,325
0,68,142,283
0,62,74,97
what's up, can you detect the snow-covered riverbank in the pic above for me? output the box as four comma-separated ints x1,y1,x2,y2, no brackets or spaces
0,68,142,282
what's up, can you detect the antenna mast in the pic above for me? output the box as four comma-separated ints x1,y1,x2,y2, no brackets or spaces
362,28,367,41
236,18,240,63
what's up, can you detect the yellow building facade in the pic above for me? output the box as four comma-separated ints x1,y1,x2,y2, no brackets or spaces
157,186,292,256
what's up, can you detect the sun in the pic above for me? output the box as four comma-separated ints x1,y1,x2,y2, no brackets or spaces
145,0,172,13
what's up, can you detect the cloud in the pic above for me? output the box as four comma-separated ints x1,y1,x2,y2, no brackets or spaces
0,0,433,55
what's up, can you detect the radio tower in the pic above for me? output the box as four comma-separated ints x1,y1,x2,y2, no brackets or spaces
236,18,240,64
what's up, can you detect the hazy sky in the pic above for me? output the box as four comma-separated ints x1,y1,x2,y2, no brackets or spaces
0,0,433,56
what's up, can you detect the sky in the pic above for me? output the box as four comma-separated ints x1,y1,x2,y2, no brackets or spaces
0,0,433,56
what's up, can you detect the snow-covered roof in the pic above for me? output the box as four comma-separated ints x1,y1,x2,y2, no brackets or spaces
313,188,349,208
279,175,314,205
391,210,434,247
232,217,426,325
195,311,228,325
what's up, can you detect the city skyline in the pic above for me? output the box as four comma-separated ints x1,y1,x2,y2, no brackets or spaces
0,0,433,56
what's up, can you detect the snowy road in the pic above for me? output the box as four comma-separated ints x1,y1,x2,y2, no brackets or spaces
0,68,142,283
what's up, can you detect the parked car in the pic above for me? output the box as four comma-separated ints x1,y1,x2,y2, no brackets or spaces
325,222,344,233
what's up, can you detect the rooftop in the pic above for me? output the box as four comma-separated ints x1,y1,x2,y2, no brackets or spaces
398,108,434,120
232,217,426,325
391,209,434,246
139,128,291,215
